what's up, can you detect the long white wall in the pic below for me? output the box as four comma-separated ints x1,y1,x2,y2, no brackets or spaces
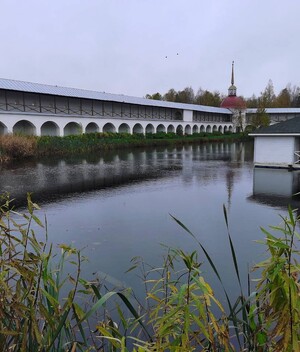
0,111,233,136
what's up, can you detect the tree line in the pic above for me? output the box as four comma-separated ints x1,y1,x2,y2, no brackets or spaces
145,80,300,108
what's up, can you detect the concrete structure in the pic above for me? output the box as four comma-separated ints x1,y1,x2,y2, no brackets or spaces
0,78,233,137
250,117,300,168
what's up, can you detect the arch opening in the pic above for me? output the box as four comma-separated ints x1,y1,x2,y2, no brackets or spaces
133,123,143,134
200,125,205,133
224,126,228,133
64,122,82,136
85,122,99,134
167,124,175,133
0,122,8,135
145,123,154,134
218,125,223,133
206,125,212,133
157,124,166,133
13,120,36,136
192,125,198,134
103,123,116,133
41,121,59,136
212,125,218,133
185,125,191,135
176,125,183,135
119,123,130,133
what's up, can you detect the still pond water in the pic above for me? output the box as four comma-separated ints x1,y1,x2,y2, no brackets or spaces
1,141,300,298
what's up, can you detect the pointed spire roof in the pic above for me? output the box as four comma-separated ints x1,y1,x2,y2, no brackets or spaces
220,61,246,110
228,61,237,96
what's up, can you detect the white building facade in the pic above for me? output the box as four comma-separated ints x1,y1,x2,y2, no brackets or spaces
0,79,233,137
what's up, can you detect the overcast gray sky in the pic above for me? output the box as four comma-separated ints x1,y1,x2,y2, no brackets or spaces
0,0,299,99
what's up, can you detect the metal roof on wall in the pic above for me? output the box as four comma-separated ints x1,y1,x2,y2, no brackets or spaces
247,108,300,114
0,78,231,115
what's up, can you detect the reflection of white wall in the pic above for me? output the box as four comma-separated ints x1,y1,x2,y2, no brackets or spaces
253,168,300,197
254,136,295,165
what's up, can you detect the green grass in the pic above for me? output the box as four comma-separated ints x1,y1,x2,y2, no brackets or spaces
0,132,250,161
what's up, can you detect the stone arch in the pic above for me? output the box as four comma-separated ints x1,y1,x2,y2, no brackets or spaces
200,125,205,133
157,124,166,133
167,124,175,133
103,123,116,133
192,125,198,134
212,125,218,133
85,122,99,134
229,125,233,132
224,126,228,133
185,124,191,135
64,122,82,136
133,123,143,134
0,122,8,135
41,121,59,136
145,123,154,134
218,125,223,133
119,123,130,133
13,120,36,136
176,124,183,135
206,125,212,133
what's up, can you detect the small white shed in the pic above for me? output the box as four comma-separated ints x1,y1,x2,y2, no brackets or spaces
250,117,300,169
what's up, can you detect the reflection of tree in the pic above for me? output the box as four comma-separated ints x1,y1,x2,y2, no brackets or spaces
226,169,235,211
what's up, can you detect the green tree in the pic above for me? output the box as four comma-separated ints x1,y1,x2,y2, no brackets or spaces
259,79,276,107
175,87,195,104
145,92,162,100
251,107,270,129
246,94,259,108
163,88,177,102
287,84,300,107
274,88,291,107
195,89,222,107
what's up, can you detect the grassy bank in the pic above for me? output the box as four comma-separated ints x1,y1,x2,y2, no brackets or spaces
0,131,250,161
1,194,299,351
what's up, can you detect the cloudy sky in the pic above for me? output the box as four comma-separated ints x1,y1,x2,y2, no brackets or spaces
0,0,299,99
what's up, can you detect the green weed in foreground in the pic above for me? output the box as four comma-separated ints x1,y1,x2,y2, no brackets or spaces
0,194,299,351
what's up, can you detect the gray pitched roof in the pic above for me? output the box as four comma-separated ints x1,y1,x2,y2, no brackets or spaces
0,78,231,114
250,116,300,135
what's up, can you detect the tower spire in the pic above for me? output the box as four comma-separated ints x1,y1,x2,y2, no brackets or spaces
228,60,236,96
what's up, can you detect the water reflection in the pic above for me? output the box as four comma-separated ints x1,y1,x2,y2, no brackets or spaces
0,142,252,208
0,141,283,301
249,168,300,210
